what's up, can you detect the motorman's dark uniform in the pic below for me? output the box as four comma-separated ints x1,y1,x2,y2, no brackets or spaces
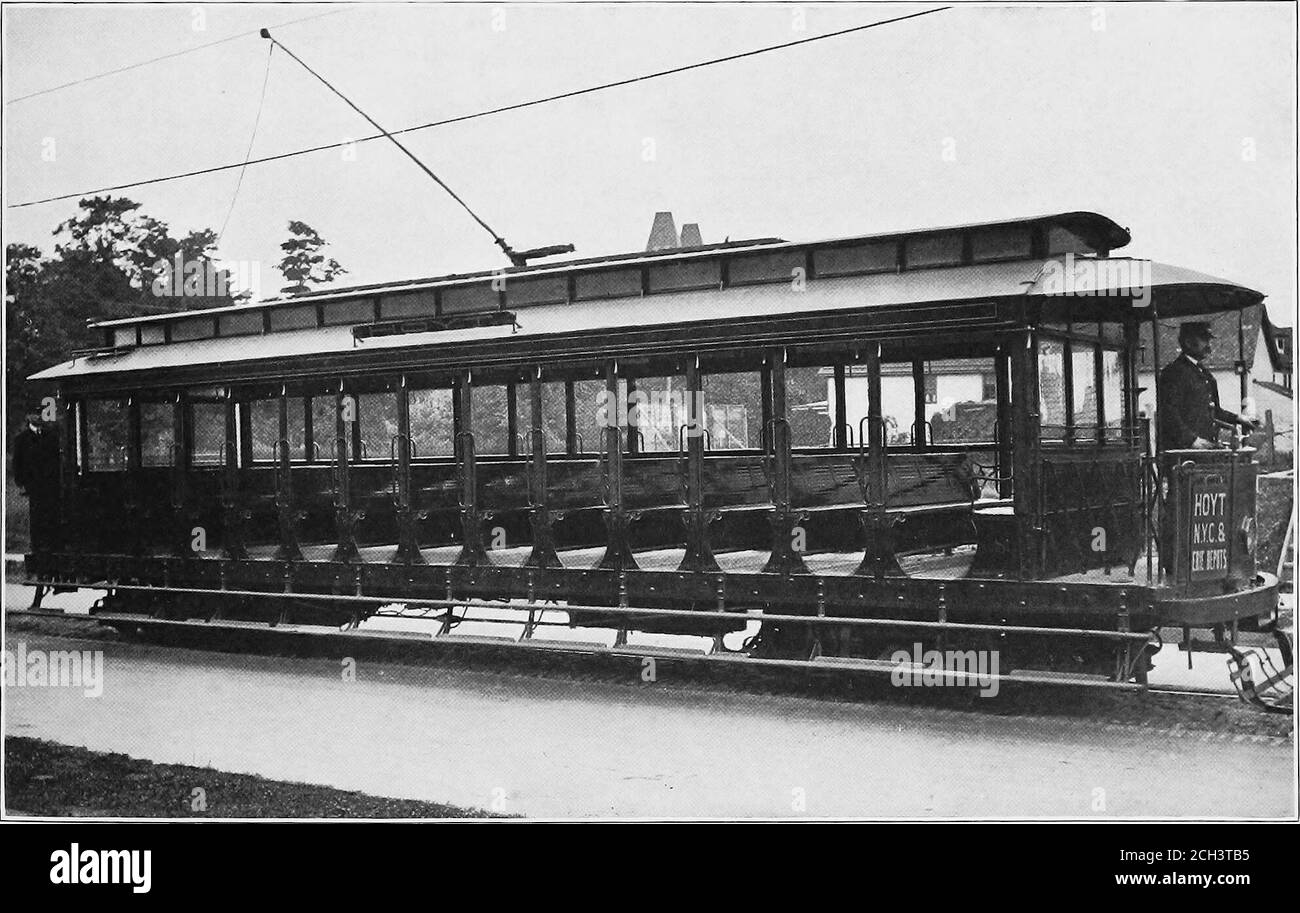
1157,354,1238,450
12,422,63,552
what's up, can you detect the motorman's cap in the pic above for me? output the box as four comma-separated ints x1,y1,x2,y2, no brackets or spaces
1178,321,1215,341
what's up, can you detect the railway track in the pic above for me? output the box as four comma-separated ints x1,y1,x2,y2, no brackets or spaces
6,590,1284,719
8,594,1296,761
12,578,1163,691
8,607,1291,819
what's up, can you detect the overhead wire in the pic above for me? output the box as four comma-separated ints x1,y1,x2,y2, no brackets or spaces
216,42,276,246
261,29,514,261
5,8,343,105
7,6,952,210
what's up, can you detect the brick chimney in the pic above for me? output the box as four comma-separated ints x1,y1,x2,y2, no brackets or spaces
679,223,703,248
646,211,679,252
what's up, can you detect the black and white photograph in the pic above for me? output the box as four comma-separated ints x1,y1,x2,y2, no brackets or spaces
2,0,1296,836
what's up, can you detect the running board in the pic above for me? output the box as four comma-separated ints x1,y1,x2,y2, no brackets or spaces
52,611,1144,690
812,656,1132,689
622,645,712,658
520,639,611,652
92,612,342,636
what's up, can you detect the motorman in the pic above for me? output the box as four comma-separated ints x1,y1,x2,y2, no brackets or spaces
1157,321,1257,450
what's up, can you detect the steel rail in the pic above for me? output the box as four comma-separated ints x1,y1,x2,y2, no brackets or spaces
20,578,1156,643
4,608,1146,692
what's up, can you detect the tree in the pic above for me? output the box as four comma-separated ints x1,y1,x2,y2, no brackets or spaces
48,195,242,316
276,220,347,294
5,196,237,440
6,243,43,300
6,244,64,417
53,196,141,266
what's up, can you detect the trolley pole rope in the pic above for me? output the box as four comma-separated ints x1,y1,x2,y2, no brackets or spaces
259,28,518,265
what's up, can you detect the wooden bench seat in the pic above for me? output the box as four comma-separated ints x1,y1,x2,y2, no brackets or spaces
702,456,772,512
623,457,688,511
790,457,863,508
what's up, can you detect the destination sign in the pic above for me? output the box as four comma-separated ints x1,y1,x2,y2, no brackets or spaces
1188,475,1230,579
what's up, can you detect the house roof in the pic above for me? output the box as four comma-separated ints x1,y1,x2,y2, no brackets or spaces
1137,303,1265,373
1262,310,1293,374
1253,378,1294,398
931,401,999,442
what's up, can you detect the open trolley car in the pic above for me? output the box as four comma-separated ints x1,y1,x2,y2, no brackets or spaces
24,211,1285,689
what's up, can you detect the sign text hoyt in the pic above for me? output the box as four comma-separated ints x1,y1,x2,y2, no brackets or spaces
1188,476,1230,578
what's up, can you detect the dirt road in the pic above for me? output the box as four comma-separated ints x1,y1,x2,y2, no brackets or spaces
4,627,1293,818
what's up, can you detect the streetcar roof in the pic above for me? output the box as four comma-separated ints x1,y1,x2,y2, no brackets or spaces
87,211,1131,331
32,253,1264,383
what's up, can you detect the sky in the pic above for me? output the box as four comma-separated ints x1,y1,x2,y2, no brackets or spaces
3,2,1296,324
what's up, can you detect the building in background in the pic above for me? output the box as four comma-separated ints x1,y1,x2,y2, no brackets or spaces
645,212,706,252
840,359,998,446
1137,303,1292,456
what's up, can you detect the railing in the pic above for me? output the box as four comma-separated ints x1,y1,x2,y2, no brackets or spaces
453,430,476,510
168,442,186,509
834,422,857,449
597,426,624,508
677,423,711,453
389,433,409,505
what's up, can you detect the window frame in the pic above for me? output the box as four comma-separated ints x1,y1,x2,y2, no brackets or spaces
1038,324,1129,447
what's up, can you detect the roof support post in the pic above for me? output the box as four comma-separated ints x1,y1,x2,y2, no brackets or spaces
506,382,519,458
760,359,774,452
1012,328,1042,580
274,385,304,562
331,382,363,564
564,380,577,454
127,396,143,473
349,389,363,464
995,347,1013,499
525,368,560,569
221,391,249,560
237,396,253,469
393,375,425,565
302,392,315,464
598,359,636,571
833,364,849,450
1122,310,1138,443
678,356,720,573
912,359,926,446
763,347,808,575
167,393,190,558
1151,300,1163,465
58,392,78,554
76,395,90,476
123,395,144,556
1238,308,1248,406
455,370,490,567
1148,300,1171,582
1093,335,1105,442
856,341,903,577
1061,332,1076,446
